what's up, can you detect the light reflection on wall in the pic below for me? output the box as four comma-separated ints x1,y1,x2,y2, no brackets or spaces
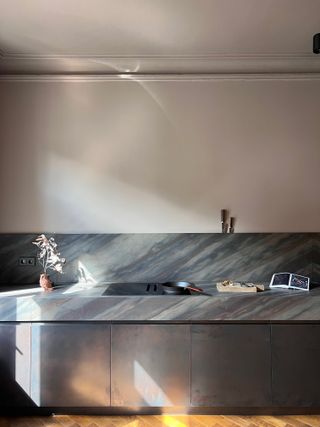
77,260,97,285
62,260,98,294
1,78,320,233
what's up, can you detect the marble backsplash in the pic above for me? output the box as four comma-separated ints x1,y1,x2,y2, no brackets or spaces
0,233,318,285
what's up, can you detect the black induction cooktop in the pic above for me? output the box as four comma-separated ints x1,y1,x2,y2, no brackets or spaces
101,282,198,296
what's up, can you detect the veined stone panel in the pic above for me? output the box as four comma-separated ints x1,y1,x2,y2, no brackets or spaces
0,233,315,285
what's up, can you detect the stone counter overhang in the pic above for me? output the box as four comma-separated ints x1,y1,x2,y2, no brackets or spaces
1,282,320,322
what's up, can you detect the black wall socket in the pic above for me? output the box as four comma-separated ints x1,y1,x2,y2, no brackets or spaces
19,257,36,266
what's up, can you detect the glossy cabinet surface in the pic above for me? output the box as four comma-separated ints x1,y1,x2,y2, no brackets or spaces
191,324,272,407
272,325,320,407
31,323,111,407
111,324,190,406
2,320,320,413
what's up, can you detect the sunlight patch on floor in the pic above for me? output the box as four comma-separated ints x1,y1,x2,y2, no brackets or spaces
161,415,187,427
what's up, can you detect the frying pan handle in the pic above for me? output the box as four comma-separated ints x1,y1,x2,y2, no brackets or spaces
187,286,204,292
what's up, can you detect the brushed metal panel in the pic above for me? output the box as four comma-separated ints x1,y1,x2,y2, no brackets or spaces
31,323,110,407
191,324,272,407
0,323,32,407
111,324,190,407
272,325,320,407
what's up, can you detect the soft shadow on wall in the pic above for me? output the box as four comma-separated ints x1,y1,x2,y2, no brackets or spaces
0,77,320,232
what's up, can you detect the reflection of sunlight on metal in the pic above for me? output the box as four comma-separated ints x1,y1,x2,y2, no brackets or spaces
15,326,30,397
30,325,41,406
16,297,41,323
69,362,107,406
134,360,172,406
62,283,89,294
162,415,188,427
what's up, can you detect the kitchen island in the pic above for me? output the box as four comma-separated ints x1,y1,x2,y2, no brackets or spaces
1,283,320,415
0,282,320,322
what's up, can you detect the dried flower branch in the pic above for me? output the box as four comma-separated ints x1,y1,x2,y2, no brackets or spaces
32,234,66,274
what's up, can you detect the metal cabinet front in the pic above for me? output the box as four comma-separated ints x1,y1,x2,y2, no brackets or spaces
111,324,190,407
272,324,320,407
0,323,33,408
191,324,272,407
31,323,110,407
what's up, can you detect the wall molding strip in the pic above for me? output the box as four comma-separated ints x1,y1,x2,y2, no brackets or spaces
0,52,319,75
1,73,320,82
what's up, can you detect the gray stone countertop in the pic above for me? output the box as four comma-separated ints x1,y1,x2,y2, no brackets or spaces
0,282,320,322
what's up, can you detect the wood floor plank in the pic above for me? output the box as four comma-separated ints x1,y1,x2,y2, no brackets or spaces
96,416,137,426
193,415,219,427
155,414,188,427
112,415,151,427
32,417,66,427
221,416,245,427
147,415,169,427
4,420,27,427
28,417,54,427
219,417,239,427
93,417,127,427
126,416,150,427
276,416,314,427
188,416,213,427
156,414,207,427
224,415,260,427
192,415,214,427
250,416,286,427
293,416,320,427
266,416,301,427
246,416,280,427
51,416,75,427
83,417,115,427
139,415,164,427
2,415,320,427
67,416,96,427
198,415,256,427
96,419,128,427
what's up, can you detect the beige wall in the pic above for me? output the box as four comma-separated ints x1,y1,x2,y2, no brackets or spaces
0,77,319,232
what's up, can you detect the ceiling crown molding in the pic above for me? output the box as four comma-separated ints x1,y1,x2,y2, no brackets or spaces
1,73,320,82
0,52,319,75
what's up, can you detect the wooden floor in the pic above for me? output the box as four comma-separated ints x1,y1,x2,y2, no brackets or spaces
1,415,320,427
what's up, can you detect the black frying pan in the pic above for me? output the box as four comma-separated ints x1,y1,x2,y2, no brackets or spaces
162,281,206,295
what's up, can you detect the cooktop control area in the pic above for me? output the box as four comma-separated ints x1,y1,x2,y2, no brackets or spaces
102,282,197,296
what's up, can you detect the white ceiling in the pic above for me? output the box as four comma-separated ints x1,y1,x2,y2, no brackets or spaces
0,0,320,74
